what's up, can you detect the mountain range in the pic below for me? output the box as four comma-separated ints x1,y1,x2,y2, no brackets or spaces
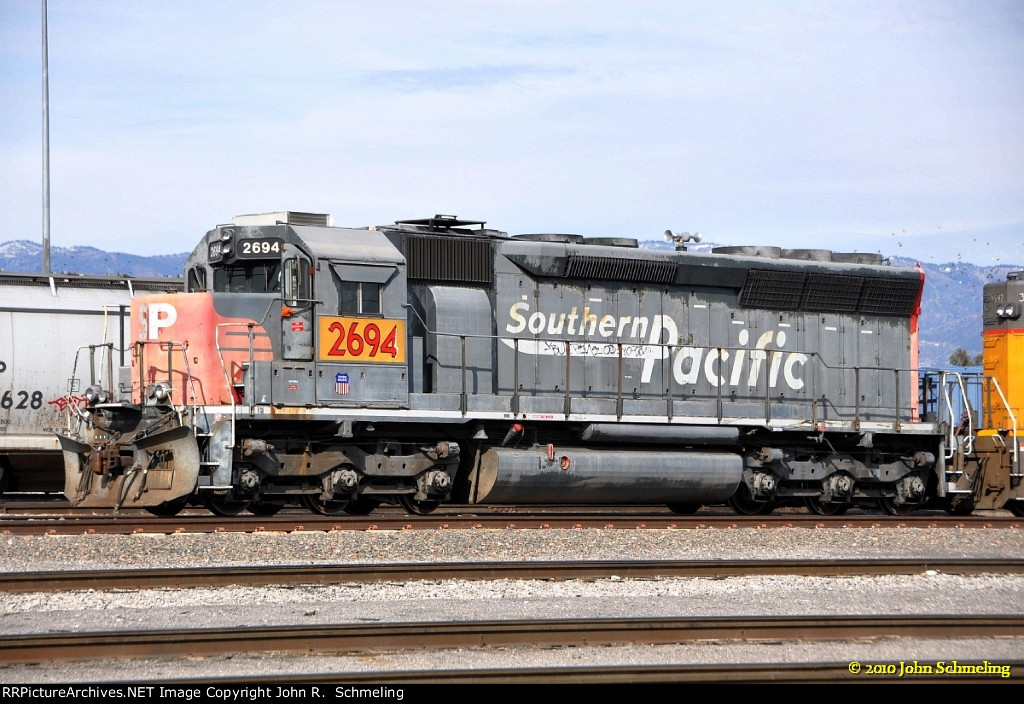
0,240,187,278
2,238,1018,368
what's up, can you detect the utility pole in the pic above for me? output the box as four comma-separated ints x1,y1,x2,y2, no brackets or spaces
42,0,51,275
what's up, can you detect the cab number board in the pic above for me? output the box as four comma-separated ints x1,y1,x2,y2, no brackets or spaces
318,317,406,363
237,238,283,258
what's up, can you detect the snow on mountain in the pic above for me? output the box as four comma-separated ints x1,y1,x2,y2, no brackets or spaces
0,240,186,278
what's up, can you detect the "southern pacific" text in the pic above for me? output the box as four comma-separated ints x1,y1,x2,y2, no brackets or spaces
504,302,808,390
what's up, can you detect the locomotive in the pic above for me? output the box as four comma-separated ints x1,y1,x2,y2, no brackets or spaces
54,212,1024,517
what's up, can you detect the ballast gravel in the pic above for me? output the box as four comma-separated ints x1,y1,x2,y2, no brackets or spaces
1,523,1023,682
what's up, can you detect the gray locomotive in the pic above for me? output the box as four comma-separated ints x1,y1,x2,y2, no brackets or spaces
55,211,1014,517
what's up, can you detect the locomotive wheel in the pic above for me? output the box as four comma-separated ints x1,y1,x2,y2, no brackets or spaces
302,494,349,516
1008,501,1024,518
344,498,381,516
203,493,251,517
145,496,189,518
804,497,849,516
727,484,775,515
666,503,701,515
877,497,916,516
249,500,284,516
398,495,440,515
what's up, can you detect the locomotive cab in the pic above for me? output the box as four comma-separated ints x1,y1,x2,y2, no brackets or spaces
59,212,460,515
982,271,1024,434
172,212,412,411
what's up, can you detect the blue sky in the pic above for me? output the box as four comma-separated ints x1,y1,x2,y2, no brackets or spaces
2,1,1022,265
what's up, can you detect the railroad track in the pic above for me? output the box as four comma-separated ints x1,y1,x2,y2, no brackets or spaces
5,555,1022,682
198,660,1024,684
1,510,1020,535
2,557,1023,593
4,615,1023,682
5,512,1022,682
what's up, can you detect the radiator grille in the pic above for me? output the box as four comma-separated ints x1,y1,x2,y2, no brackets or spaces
739,269,806,309
739,268,921,316
859,276,921,315
563,255,677,284
283,212,332,227
404,235,492,284
801,273,863,312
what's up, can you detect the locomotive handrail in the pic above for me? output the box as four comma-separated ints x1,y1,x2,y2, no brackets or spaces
130,339,199,426
985,376,1019,473
401,301,931,429
64,343,117,433
69,342,115,394
916,369,1018,472
176,340,202,422
213,321,257,454
460,335,467,414
939,371,973,458
620,343,626,421
513,337,520,417
408,315,928,429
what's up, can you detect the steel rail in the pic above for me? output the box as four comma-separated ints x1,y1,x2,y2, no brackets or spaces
1,511,1020,535
3,615,1023,665
164,661,1024,684
2,558,1024,593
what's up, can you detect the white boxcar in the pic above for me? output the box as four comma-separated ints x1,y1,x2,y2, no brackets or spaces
0,272,181,493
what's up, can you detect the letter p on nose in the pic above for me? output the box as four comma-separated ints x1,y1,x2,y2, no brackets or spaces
143,302,178,339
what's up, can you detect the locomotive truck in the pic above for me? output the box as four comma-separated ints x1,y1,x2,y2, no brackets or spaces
53,212,1023,517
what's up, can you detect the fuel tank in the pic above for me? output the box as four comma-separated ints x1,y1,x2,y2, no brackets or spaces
472,446,742,504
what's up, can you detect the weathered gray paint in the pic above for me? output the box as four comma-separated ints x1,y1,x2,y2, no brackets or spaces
489,237,914,424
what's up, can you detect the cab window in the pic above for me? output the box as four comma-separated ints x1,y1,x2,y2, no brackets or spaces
212,263,282,293
283,257,311,305
340,281,381,316
187,267,207,292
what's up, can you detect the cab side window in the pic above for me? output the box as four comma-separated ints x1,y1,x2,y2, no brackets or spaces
340,281,381,316
283,257,311,306
187,267,207,292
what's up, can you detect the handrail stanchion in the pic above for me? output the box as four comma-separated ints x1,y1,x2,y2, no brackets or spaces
894,369,901,431
617,343,624,421
665,344,673,421
716,347,723,422
854,367,861,431
513,337,520,417
460,335,467,415
564,341,572,419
